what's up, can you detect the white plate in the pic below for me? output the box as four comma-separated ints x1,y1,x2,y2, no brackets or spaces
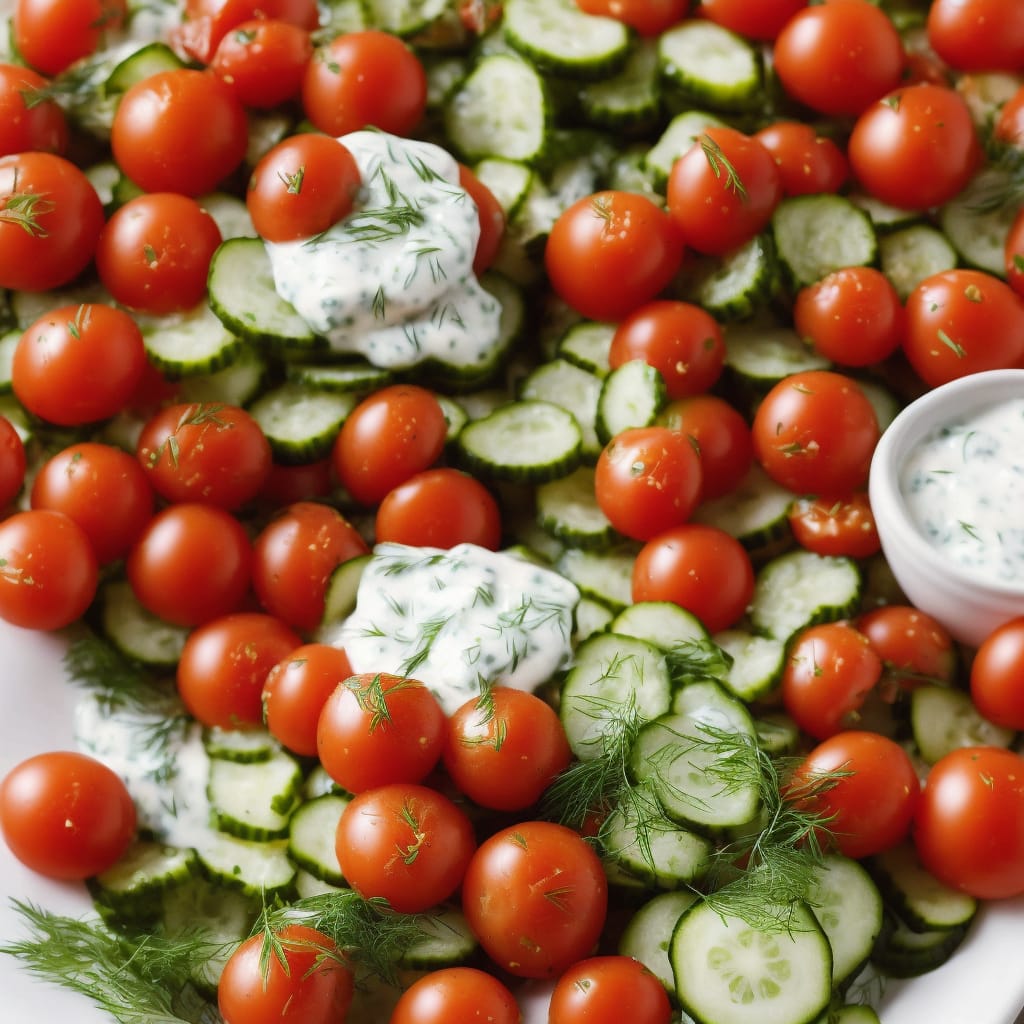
1,618,1022,1024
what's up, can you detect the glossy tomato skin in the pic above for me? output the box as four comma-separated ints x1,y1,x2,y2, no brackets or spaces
335,783,476,913
753,120,848,196
914,746,1024,899
458,162,505,275
173,0,318,63
995,85,1024,147
548,955,673,1024
857,605,956,692
1006,207,1024,299
902,269,1024,388
575,0,688,36
0,510,98,631
210,18,313,109
848,84,981,211
375,468,501,550
14,0,127,76
545,190,684,322
218,924,353,1024
177,612,302,728
787,493,880,560
95,192,223,315
462,821,607,978
390,967,520,1024
252,501,369,632
0,751,135,879
696,0,807,40
0,152,104,291
632,523,753,634
970,618,1024,730
0,416,26,510
111,69,248,196
0,63,68,155
927,0,1024,73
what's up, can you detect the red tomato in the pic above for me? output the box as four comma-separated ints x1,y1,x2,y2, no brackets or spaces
218,924,353,1024
772,0,904,116
210,19,312,108
666,127,781,255
696,0,807,40
95,192,223,315
793,266,904,367
177,612,302,728
335,783,476,913
857,605,956,692
252,501,369,632
574,0,688,36
247,133,361,243
781,622,883,740
443,686,571,812
14,0,126,76
970,617,1024,730
902,269,1024,388
751,370,880,495
317,673,447,792
262,643,352,757
609,300,726,400
458,162,505,275
127,502,252,627
753,121,849,197
302,31,427,138
657,395,753,502
544,190,684,322
594,426,703,542
137,402,272,510
111,69,248,196
259,458,335,506
461,821,607,978
914,746,1024,899
787,493,880,560
548,956,673,1024
0,152,103,291
375,468,501,550
791,731,920,860
927,0,1024,73
333,385,448,506
0,63,67,155
31,443,154,564
389,967,520,1024
631,523,754,634
0,510,97,631
173,0,318,64
848,84,981,211
0,751,135,880
995,84,1024,147
0,416,26,510
1006,207,1024,299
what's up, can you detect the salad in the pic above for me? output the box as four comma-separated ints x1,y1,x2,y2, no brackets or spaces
1,1,1024,1023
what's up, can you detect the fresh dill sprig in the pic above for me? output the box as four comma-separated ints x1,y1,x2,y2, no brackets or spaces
665,636,733,687
700,133,749,200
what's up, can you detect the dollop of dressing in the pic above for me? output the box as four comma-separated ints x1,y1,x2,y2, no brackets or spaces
900,396,1024,587
265,130,503,371
336,542,580,714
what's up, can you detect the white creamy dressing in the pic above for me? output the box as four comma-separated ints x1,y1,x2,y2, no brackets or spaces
900,396,1024,587
265,130,504,371
334,542,581,714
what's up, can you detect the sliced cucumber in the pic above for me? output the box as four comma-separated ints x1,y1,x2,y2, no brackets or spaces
557,320,615,377
939,167,1020,275
618,889,700,992
724,325,831,390
910,684,1016,765
646,109,728,192
519,357,603,461
536,466,617,550
713,629,786,703
555,544,637,610
288,793,350,886
579,39,661,131
194,833,297,898
100,579,190,668
596,357,667,443
91,841,196,919
247,382,358,463
610,600,710,652
677,232,778,322
138,302,242,378
878,222,959,302
207,749,303,841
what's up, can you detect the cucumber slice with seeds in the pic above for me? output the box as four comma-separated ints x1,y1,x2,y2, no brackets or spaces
658,19,762,111
619,889,700,991
878,223,958,302
519,357,602,461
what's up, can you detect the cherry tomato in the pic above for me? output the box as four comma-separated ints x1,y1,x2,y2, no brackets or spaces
14,0,126,76
786,493,880,560
443,686,571,812
574,0,688,36
210,19,313,109
1006,206,1024,299
218,924,353,1024
335,782,476,913
0,510,98,631
914,746,1024,899
177,612,302,729
0,63,67,156
857,605,956,693
631,523,754,634
848,84,981,211
545,190,684,322
111,69,248,196
461,820,607,978
252,501,369,632
609,300,726,400
753,121,849,197
317,673,447,792
696,0,807,40
172,0,318,64
772,0,904,116
137,402,272,510
95,192,223,315
927,0,1024,74
333,385,448,506
902,269,1024,388
0,417,26,510
666,127,781,255
969,617,1024,730
594,426,703,542
458,162,505,276
751,370,880,496
548,955,673,1024
0,751,135,880
246,133,361,243
375,468,501,550
259,457,335,506
302,31,427,138
389,967,520,1024
995,84,1024,148
791,731,920,860
126,503,252,627
0,152,103,291
793,266,904,367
